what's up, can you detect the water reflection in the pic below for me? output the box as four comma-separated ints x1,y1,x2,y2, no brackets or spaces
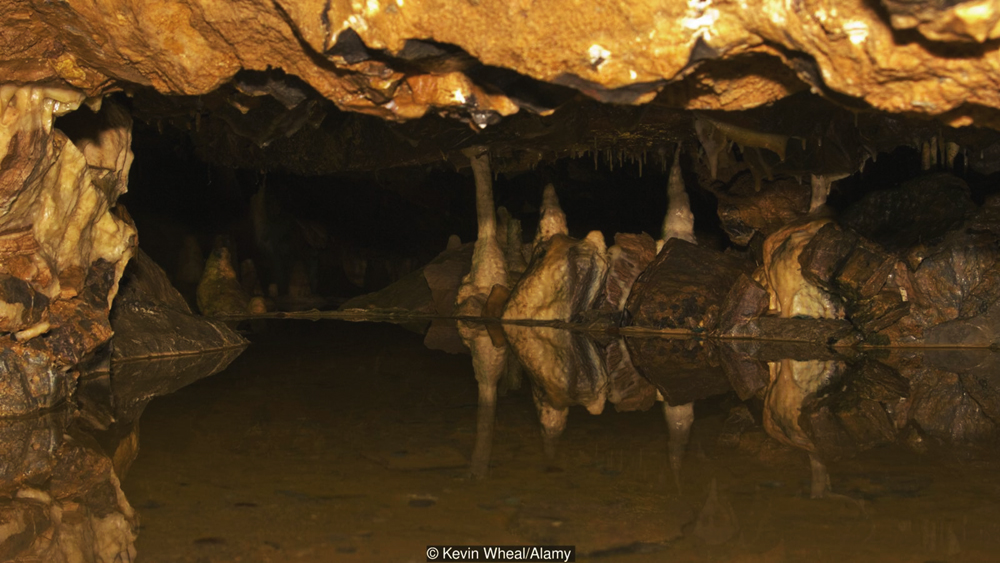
459,322,1000,501
0,347,242,561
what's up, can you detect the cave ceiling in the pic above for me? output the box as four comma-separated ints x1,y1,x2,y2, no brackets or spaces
8,0,1000,175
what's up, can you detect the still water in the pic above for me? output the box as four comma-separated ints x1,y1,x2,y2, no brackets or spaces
7,320,1000,562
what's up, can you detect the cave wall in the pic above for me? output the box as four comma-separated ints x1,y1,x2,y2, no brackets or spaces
5,0,1000,127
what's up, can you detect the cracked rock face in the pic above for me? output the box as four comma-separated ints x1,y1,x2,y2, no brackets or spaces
0,88,136,416
6,0,1000,128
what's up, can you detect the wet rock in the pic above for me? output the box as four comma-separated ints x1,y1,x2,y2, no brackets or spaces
755,317,857,344
799,359,904,460
846,289,910,337
834,238,897,303
797,222,858,293
714,174,811,246
841,173,975,253
0,275,49,334
625,338,731,405
625,238,753,331
885,230,1000,343
455,148,508,317
423,240,474,317
598,232,656,314
760,219,844,319
111,249,247,361
0,89,136,416
502,232,609,322
716,273,769,338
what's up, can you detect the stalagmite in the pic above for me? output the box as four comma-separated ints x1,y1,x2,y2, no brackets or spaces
658,146,697,252
455,147,508,317
532,184,569,250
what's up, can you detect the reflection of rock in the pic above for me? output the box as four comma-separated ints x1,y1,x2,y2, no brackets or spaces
0,411,137,562
503,325,607,457
691,479,739,546
763,358,843,498
109,346,246,423
799,359,905,460
111,249,247,361
626,239,753,330
603,338,657,412
625,338,732,406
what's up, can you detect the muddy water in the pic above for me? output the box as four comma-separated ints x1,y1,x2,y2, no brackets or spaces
24,321,1000,561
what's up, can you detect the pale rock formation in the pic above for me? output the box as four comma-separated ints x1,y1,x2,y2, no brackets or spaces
454,147,508,317
658,147,696,252
759,219,844,319
532,184,569,250
503,184,608,321
502,232,608,321
0,86,136,416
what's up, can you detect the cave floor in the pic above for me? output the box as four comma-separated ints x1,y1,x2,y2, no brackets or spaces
123,321,1000,562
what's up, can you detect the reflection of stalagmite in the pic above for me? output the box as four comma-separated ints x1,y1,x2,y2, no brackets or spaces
760,219,844,319
455,147,508,317
503,325,607,458
502,185,608,321
663,401,694,490
763,359,840,498
659,146,697,250
459,321,508,479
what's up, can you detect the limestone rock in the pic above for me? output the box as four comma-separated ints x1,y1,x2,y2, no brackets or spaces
111,249,248,361
598,232,656,314
625,238,753,331
716,273,769,338
715,175,811,247
502,232,608,322
841,173,975,253
760,219,844,319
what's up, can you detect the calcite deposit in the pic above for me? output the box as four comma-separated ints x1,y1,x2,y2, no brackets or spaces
0,88,136,416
